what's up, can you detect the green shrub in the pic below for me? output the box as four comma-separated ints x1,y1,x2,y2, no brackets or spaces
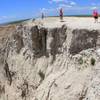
78,57,83,65
91,58,96,66
38,70,45,81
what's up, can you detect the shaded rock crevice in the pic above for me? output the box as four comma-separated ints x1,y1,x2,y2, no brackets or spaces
31,26,47,57
4,61,12,85
69,29,98,55
12,33,24,53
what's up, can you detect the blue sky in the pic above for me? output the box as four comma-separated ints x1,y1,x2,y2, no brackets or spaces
0,0,100,23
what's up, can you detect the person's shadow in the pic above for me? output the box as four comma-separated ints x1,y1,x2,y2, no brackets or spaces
60,20,65,22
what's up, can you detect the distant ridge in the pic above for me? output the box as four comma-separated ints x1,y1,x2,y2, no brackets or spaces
47,15,92,17
0,18,32,26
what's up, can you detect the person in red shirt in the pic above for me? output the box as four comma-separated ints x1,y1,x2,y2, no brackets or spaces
93,10,99,23
60,8,63,21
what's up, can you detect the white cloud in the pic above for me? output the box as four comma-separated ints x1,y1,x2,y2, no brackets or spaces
52,0,64,2
49,0,76,5
51,0,64,3
49,0,68,4
91,6,98,10
39,8,56,16
40,8,47,12
70,1,76,6
57,1,76,9
58,4,72,9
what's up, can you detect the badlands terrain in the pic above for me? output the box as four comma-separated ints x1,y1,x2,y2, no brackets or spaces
0,17,100,100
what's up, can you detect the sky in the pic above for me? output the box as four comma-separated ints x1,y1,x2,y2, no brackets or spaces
0,0,100,23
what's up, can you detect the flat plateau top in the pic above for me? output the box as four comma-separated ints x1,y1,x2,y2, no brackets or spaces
33,17,100,30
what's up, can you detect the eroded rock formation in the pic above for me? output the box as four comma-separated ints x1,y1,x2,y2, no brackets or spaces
0,23,100,100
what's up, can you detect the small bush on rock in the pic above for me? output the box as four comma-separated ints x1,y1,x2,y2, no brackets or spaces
91,57,96,66
78,57,83,65
38,70,45,81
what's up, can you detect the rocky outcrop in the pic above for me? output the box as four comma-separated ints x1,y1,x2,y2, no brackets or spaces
0,23,100,100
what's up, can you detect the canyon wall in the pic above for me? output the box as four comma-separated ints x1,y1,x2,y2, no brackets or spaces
0,24,100,100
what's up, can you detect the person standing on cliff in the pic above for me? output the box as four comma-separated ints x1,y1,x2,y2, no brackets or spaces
59,8,63,21
42,12,44,20
93,10,99,23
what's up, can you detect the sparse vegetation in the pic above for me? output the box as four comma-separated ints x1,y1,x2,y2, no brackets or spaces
91,57,96,66
21,80,29,100
38,70,45,81
78,57,83,65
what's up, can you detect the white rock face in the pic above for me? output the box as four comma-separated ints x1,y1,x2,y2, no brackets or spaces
0,17,100,100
